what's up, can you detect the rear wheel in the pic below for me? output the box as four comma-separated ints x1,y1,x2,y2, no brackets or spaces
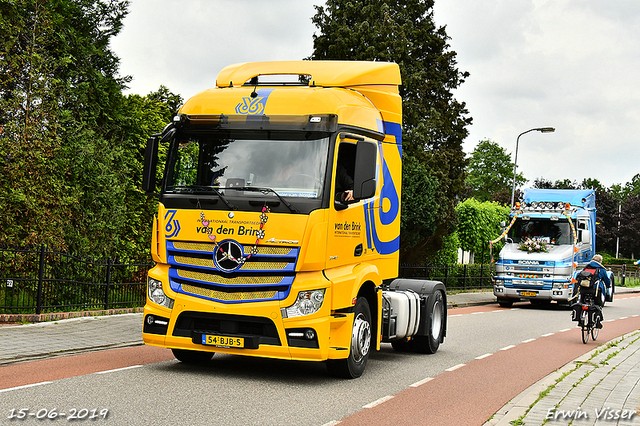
414,291,445,354
327,297,372,379
581,324,590,344
172,348,214,364
497,298,513,308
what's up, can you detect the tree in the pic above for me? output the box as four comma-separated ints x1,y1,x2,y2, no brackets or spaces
310,0,471,262
619,194,640,259
594,188,618,256
455,198,510,264
465,139,525,204
0,1,179,259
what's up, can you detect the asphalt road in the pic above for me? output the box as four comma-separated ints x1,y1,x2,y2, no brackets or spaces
1,294,639,426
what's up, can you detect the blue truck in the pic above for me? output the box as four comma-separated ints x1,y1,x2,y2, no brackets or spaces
493,189,614,307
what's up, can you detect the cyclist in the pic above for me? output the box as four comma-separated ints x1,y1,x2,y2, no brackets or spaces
577,254,609,329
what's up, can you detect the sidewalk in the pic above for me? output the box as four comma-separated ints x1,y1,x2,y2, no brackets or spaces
1,288,639,426
486,330,640,425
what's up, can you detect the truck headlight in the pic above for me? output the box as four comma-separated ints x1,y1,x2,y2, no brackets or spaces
148,278,174,309
281,289,325,318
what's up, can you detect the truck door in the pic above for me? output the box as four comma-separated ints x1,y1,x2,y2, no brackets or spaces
326,135,377,268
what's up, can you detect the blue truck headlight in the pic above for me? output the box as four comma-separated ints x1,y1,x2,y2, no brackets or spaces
281,289,325,318
148,278,174,308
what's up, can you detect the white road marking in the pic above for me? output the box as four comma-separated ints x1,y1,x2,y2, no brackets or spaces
0,381,53,393
475,353,493,360
410,377,433,387
95,365,142,375
445,363,466,372
541,332,555,337
500,345,515,351
363,395,394,409
522,338,536,343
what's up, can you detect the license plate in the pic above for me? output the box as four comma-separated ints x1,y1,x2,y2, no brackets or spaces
520,291,537,297
201,334,244,348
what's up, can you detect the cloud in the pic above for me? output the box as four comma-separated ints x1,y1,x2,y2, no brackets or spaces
111,0,639,187
434,0,640,187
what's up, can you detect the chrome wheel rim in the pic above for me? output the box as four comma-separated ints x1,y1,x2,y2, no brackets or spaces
351,312,371,363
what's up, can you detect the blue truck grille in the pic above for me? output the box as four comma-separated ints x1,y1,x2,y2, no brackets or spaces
166,240,298,303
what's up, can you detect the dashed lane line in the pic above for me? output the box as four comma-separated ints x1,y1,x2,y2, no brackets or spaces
94,365,142,375
445,363,466,372
0,381,53,393
363,395,394,409
410,377,433,387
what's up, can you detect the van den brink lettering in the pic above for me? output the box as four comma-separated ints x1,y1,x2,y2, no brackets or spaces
215,225,261,237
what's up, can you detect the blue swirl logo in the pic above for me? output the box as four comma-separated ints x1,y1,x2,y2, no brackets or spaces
235,89,274,115
165,210,181,238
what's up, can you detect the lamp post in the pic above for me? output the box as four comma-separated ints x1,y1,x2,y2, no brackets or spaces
510,127,555,208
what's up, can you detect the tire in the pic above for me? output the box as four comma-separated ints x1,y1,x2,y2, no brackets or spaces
581,311,589,344
530,299,551,307
391,340,413,352
591,325,599,341
606,276,615,302
327,297,372,379
413,290,446,354
582,324,590,344
172,348,214,364
497,298,513,308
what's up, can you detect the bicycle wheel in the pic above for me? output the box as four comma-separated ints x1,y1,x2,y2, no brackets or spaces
591,325,599,341
582,324,590,344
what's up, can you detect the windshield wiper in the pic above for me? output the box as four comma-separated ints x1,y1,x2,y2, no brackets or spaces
228,186,299,213
180,185,236,210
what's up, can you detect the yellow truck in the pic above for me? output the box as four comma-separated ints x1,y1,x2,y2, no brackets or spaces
141,61,447,378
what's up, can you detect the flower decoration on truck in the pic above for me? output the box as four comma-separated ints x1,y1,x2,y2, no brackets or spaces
247,205,270,258
518,237,549,253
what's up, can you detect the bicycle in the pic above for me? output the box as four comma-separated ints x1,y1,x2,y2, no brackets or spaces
571,269,603,344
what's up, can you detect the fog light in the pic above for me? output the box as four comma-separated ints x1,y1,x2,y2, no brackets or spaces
305,329,316,340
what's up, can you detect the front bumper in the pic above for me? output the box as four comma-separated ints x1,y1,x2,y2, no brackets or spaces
493,284,572,302
142,291,354,362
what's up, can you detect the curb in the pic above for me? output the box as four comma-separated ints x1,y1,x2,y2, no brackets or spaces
0,307,144,325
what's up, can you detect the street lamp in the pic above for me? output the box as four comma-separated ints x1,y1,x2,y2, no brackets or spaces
510,127,555,208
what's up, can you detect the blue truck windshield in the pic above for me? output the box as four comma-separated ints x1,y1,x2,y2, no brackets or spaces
509,218,573,245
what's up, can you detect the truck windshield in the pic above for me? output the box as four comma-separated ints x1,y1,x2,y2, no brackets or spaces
164,132,330,201
509,218,573,245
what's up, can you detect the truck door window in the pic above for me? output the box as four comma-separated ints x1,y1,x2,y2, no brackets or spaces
335,142,356,203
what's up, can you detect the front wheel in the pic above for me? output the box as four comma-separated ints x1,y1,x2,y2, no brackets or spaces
497,297,513,308
591,325,599,341
172,348,214,364
327,297,372,379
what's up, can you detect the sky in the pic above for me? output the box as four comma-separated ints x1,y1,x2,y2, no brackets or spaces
110,0,640,188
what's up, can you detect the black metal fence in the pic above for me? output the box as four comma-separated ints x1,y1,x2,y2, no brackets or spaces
399,263,493,291
0,244,151,314
608,264,640,287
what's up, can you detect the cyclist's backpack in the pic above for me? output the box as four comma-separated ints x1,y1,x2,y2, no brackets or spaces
578,268,598,288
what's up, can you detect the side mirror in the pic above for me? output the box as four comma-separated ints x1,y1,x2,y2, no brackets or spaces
352,140,377,200
142,136,159,194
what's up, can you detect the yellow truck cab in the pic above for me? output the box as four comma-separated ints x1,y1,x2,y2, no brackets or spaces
142,61,447,378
